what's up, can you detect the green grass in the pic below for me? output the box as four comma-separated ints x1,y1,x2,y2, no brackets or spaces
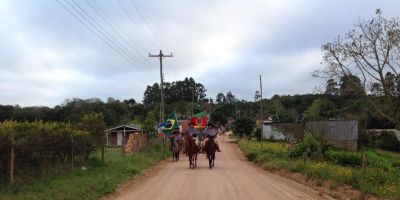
238,140,400,199
0,144,170,200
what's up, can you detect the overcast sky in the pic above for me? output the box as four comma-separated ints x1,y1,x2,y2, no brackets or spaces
0,0,399,107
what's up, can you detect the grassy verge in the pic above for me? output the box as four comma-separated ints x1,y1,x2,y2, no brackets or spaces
238,140,400,199
0,143,170,200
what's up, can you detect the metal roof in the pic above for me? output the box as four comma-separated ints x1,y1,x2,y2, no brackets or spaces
105,124,143,132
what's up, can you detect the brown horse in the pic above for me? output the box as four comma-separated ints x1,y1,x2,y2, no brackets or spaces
204,138,216,169
184,135,198,169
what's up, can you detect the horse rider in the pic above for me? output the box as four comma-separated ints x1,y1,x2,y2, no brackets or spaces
203,122,221,152
169,131,179,150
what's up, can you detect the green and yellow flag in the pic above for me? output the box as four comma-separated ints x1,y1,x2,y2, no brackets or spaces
160,112,180,135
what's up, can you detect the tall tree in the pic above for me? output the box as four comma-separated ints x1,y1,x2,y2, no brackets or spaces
254,90,261,101
216,93,226,104
226,91,236,104
317,11,400,128
80,113,107,161
339,75,363,97
324,79,339,96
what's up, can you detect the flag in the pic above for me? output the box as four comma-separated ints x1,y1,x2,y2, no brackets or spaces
191,111,208,128
160,112,180,135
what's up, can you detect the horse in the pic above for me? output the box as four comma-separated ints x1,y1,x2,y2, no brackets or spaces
204,137,216,169
170,139,180,162
184,135,198,169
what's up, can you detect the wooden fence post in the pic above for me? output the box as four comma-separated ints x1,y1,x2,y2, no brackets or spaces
71,134,74,168
362,152,367,175
10,131,14,184
121,135,126,157
101,134,105,161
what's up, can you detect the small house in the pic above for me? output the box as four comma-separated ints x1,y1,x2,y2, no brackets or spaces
105,124,143,147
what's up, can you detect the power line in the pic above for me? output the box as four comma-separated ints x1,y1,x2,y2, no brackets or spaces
56,0,150,77
84,0,156,70
69,0,155,75
116,0,160,50
129,0,182,76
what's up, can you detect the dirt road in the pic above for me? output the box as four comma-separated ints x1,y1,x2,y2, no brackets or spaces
112,136,331,200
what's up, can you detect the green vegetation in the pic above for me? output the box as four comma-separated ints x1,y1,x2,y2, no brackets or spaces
0,145,169,200
238,138,400,199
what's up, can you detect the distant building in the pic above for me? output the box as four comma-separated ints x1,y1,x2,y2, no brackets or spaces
105,124,143,147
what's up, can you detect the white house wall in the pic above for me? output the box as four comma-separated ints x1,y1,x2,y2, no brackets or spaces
117,132,122,146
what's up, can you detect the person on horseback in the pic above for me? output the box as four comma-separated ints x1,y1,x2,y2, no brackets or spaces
204,122,221,152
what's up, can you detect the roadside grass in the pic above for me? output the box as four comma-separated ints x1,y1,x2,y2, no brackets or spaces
0,143,170,200
238,140,400,199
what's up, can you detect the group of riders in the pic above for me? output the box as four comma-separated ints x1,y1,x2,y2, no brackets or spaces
169,122,221,155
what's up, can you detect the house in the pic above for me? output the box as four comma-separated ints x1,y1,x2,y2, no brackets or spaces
105,124,143,147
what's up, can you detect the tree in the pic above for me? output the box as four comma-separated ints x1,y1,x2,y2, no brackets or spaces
324,79,339,96
142,77,207,105
142,112,157,139
370,82,384,96
317,11,400,128
339,75,363,97
123,98,136,107
303,99,336,121
234,117,255,138
216,93,226,104
210,111,227,125
226,91,236,104
254,90,261,101
80,113,107,161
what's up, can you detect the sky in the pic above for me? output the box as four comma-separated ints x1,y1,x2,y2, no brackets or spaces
0,0,399,107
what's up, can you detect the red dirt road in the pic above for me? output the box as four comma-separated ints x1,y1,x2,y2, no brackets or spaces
111,136,331,200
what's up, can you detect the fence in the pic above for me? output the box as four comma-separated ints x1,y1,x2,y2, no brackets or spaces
262,120,358,150
305,120,358,150
262,123,304,142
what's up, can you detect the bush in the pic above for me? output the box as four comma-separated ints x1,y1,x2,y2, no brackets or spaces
365,151,392,171
290,131,328,160
379,132,400,151
234,117,255,138
324,149,362,167
88,157,106,168
253,128,262,141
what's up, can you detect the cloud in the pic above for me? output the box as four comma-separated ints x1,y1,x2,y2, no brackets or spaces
0,0,399,106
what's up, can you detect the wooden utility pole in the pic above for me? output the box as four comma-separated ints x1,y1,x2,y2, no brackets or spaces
10,131,14,184
149,50,173,123
259,75,263,141
191,82,195,116
71,134,74,168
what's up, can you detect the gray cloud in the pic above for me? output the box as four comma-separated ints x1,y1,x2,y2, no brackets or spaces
0,0,399,106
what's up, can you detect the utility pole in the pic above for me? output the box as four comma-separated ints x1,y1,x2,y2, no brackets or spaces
149,50,173,123
191,81,195,116
259,75,263,141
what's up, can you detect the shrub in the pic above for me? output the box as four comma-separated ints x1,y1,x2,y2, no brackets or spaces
365,151,392,171
234,117,255,138
88,157,106,168
253,128,261,141
324,149,362,167
379,132,400,151
290,131,328,160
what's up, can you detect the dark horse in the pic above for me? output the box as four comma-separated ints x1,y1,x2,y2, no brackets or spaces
170,138,180,162
204,137,216,169
184,135,198,169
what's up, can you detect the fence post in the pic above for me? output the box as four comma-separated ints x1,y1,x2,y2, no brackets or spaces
10,131,14,184
362,152,367,175
71,134,74,168
101,134,105,161
121,135,126,157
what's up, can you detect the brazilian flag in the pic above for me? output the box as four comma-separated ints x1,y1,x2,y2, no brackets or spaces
160,112,180,135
